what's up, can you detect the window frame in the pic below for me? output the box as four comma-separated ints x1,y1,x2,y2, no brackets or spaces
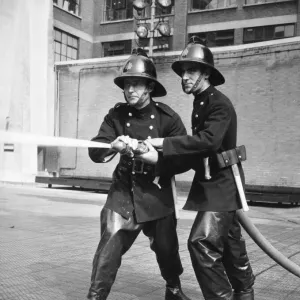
188,30,235,47
53,0,80,16
103,0,133,22
54,28,79,62
243,24,295,44
190,0,237,11
137,36,171,53
102,40,132,57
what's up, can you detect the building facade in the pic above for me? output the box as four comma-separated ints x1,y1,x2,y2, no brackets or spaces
53,0,300,61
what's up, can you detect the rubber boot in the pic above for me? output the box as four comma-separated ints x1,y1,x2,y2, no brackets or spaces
233,288,254,300
86,290,108,300
165,277,192,300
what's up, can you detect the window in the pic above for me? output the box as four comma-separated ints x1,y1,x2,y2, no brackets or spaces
139,1,174,18
104,0,133,21
102,40,132,57
243,24,295,43
138,36,171,53
188,30,234,47
190,0,236,10
53,0,80,16
54,28,78,62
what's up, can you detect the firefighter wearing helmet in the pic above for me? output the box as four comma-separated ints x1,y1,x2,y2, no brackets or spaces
86,48,192,300
147,37,256,299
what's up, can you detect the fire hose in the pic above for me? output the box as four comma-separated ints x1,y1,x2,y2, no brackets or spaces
1,130,300,277
130,141,300,278
128,141,300,278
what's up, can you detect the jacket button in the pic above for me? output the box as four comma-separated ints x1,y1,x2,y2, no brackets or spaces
195,114,198,118
149,125,153,130
126,123,130,127
128,112,132,116
150,115,155,119
200,102,204,105
132,171,135,175
147,136,151,139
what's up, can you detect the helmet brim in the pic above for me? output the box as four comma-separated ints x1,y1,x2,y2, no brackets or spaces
114,74,167,97
172,60,225,86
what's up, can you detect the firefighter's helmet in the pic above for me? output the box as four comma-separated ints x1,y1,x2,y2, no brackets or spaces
114,48,166,97
172,36,225,86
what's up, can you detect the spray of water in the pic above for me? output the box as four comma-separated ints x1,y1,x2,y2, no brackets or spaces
0,130,111,149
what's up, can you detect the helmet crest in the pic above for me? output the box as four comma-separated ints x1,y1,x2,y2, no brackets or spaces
172,36,225,86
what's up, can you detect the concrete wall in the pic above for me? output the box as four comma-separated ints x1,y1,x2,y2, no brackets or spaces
0,0,55,182
54,37,300,188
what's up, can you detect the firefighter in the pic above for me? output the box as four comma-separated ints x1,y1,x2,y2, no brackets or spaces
86,48,191,300
146,37,256,300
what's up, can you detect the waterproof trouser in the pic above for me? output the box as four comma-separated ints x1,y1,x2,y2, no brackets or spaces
88,208,183,299
188,211,255,300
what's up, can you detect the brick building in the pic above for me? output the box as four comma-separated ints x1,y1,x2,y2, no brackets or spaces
53,0,300,60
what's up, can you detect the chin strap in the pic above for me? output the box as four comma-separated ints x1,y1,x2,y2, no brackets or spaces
123,86,150,105
190,74,205,94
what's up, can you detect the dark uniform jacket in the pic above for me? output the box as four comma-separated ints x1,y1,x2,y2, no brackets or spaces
162,85,244,212
89,100,187,223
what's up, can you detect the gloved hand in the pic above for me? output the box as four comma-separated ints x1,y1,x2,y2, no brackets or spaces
111,135,139,156
136,140,158,165
148,137,164,149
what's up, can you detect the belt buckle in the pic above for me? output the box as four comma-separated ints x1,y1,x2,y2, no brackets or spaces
132,159,144,174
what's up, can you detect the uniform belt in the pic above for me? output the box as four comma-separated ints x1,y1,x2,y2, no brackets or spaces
119,157,155,175
215,145,247,169
204,145,247,174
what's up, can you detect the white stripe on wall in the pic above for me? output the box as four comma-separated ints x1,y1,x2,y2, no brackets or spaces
94,28,174,43
94,32,135,43
188,14,297,33
53,19,94,43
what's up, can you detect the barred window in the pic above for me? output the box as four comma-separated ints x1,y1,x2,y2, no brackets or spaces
190,0,236,10
188,30,234,47
102,40,132,57
53,0,80,16
54,28,78,62
243,24,295,44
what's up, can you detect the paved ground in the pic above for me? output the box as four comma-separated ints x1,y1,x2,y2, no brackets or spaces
0,183,300,300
